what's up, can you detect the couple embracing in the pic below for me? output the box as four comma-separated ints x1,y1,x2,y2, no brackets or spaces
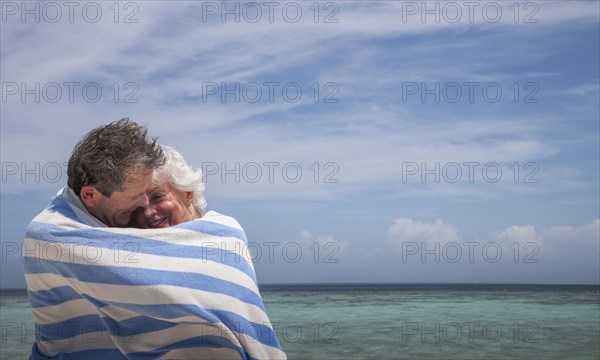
24,119,286,359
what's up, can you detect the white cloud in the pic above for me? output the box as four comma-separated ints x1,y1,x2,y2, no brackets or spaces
565,83,600,96
540,219,600,249
387,218,461,252
298,230,349,252
2,0,595,202
491,225,540,244
389,218,599,259
490,219,600,252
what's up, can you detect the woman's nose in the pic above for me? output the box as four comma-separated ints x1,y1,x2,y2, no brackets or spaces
144,206,157,217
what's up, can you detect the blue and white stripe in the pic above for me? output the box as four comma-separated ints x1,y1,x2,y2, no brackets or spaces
23,191,286,359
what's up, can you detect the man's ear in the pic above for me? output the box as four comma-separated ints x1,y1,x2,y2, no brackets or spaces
80,185,99,207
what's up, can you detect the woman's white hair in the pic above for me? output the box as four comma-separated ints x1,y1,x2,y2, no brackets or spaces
152,145,207,217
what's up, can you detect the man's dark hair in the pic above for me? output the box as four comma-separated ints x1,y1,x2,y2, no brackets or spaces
67,118,165,197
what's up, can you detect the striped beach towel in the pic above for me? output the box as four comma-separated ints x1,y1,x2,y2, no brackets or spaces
23,189,286,359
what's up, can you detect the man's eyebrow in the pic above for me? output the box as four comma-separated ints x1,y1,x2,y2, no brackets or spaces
130,191,146,200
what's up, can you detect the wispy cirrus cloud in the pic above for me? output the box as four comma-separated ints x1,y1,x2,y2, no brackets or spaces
1,1,598,286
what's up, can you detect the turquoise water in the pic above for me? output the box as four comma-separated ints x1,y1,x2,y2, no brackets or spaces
1,291,35,359
2,285,599,359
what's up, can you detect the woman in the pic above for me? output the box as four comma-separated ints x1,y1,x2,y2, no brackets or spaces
127,145,285,359
132,145,207,228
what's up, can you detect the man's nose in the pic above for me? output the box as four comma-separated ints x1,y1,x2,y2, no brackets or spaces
139,193,150,208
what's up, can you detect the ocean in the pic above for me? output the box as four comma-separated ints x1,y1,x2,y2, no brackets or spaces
1,284,599,359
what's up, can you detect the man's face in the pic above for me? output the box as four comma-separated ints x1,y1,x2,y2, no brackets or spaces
86,168,153,227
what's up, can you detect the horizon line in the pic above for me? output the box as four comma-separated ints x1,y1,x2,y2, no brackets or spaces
2,281,600,291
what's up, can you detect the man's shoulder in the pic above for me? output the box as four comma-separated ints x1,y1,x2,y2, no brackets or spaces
26,188,91,235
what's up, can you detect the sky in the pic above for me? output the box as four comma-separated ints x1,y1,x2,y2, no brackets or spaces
1,1,599,288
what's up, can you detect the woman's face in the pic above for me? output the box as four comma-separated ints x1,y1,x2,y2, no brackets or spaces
132,182,194,228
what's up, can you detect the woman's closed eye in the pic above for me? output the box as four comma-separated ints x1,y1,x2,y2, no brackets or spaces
151,193,166,201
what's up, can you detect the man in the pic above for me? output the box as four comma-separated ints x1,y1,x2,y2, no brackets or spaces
24,119,165,359
65,118,164,227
